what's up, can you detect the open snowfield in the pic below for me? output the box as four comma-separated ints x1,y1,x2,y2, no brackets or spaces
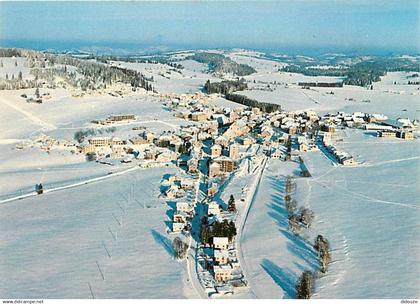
239,72,420,118
112,61,222,94
239,129,419,298
0,167,195,298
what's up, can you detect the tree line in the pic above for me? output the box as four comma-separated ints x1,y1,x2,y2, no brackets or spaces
204,79,248,95
0,48,155,92
200,217,237,245
225,93,282,113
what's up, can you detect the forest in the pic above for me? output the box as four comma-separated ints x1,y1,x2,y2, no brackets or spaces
188,52,256,76
0,48,154,92
281,56,420,87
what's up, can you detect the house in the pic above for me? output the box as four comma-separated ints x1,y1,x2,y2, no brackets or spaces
207,202,221,216
240,137,254,146
214,135,229,147
229,143,240,160
156,151,178,162
321,124,336,133
340,156,356,166
214,265,233,283
180,178,194,190
188,158,199,173
209,162,221,178
89,137,112,147
81,143,96,154
378,130,396,138
130,137,149,145
176,201,194,213
191,112,209,121
165,185,185,199
213,237,229,250
211,144,222,158
207,183,218,197
172,222,186,233
213,156,235,173
108,114,135,122
173,210,188,223
397,131,414,140
111,145,126,159
214,250,229,265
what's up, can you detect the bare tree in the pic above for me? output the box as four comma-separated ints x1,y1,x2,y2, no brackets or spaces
285,198,297,215
314,235,331,273
288,214,301,235
299,207,314,228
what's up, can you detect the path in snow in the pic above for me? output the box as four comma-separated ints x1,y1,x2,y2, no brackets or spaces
0,165,141,205
0,94,57,131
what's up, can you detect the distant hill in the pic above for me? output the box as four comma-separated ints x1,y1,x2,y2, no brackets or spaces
187,52,256,76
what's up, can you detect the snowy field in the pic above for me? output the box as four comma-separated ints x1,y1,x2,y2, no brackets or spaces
239,72,420,119
239,130,419,298
112,61,222,94
0,167,195,298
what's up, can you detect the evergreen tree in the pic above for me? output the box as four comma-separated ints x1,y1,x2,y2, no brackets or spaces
228,194,236,212
18,71,23,81
296,271,315,299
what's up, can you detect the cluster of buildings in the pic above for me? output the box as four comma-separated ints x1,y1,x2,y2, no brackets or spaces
321,132,356,166
91,114,136,125
159,173,198,234
320,111,416,140
15,133,76,153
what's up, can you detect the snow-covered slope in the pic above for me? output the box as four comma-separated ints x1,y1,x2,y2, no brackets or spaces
0,167,194,298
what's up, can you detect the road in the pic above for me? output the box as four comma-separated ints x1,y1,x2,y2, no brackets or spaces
235,156,267,298
0,165,141,205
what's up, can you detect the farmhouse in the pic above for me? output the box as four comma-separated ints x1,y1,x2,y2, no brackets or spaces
176,201,194,213
214,265,233,283
207,202,221,216
209,162,221,178
213,237,229,250
378,130,397,138
213,156,235,173
211,144,222,158
214,250,229,265
397,131,414,140
108,114,135,122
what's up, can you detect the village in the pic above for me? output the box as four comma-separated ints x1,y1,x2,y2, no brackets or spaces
12,87,415,296
1,46,419,300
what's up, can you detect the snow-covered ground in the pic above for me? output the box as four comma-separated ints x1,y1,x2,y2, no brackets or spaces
0,167,195,298
238,72,420,119
0,51,419,299
239,159,319,299
238,129,419,298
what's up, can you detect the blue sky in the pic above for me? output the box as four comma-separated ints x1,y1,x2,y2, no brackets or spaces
0,1,418,54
